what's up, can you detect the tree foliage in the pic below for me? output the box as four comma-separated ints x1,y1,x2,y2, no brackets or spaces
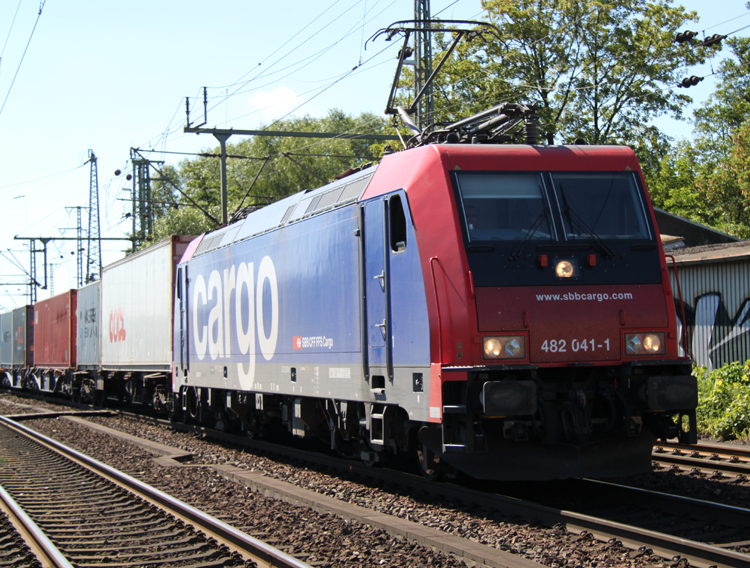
147,110,388,242
693,37,750,157
694,122,750,238
649,35,750,239
695,361,750,440
426,0,707,148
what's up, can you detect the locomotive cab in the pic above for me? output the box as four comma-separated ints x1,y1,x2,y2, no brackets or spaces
377,144,697,480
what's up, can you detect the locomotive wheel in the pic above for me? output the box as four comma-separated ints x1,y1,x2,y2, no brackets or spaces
181,387,200,424
417,443,444,481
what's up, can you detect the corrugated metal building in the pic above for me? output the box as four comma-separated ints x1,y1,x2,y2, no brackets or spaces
666,241,750,370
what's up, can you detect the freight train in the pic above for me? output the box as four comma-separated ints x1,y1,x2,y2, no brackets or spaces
0,107,698,481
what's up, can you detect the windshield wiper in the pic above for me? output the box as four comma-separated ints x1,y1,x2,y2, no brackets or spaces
510,210,547,260
558,184,616,259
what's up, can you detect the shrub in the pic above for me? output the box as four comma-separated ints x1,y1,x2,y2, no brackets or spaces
695,361,750,440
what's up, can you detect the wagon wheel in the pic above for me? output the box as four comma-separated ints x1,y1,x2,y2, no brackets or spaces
79,378,96,404
25,374,40,392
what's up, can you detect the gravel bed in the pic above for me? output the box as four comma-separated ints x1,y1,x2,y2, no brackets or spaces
0,397,41,415
1,393,735,567
25,415,469,568
0,508,43,568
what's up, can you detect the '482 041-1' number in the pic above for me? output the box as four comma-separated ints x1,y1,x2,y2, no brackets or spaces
540,338,610,353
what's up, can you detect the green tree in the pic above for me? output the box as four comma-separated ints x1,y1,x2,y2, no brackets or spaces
694,122,750,239
646,140,709,220
427,0,708,148
148,109,388,242
655,34,750,239
693,36,750,157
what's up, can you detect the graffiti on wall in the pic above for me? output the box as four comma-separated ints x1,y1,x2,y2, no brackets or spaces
675,294,750,370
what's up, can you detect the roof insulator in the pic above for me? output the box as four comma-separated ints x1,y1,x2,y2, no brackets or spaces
397,46,414,59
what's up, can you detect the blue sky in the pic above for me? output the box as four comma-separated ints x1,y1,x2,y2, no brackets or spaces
0,0,744,306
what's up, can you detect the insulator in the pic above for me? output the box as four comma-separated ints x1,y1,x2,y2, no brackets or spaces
702,34,726,47
397,46,414,59
445,132,460,144
678,75,703,88
524,115,539,145
674,30,697,43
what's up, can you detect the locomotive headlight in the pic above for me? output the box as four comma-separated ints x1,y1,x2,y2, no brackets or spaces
484,338,502,357
504,337,522,357
556,260,574,278
483,336,526,360
553,258,580,279
625,334,641,355
624,332,666,356
643,333,662,353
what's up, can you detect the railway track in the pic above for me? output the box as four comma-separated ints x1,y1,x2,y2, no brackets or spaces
0,415,311,568
512,478,750,565
160,421,750,567
5,393,750,567
68,409,750,567
653,442,750,482
0,484,70,568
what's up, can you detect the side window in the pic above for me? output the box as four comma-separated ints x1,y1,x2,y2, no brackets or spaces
176,268,182,300
389,195,407,253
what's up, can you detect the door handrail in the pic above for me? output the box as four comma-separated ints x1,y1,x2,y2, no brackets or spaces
429,256,444,363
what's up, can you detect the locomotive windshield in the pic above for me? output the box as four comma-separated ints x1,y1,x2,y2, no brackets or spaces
454,170,659,286
551,172,651,240
455,171,651,243
456,173,553,242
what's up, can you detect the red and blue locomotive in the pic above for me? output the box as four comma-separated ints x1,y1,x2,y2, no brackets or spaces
171,111,696,480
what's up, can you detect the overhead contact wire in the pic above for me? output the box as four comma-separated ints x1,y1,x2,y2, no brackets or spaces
0,0,47,120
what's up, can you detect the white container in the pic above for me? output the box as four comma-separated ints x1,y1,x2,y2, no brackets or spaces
76,281,101,370
0,312,11,368
101,236,194,371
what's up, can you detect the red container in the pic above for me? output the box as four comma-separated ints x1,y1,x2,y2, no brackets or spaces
34,290,77,369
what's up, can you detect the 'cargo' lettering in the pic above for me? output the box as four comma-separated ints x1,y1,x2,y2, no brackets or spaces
192,256,278,390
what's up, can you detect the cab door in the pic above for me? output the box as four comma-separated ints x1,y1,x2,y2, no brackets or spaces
363,198,392,379
176,266,189,371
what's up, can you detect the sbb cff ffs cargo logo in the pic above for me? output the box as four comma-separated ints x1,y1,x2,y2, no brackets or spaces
109,308,126,343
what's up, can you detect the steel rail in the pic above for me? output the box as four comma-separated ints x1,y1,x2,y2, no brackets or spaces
116,411,750,568
0,414,311,568
654,442,750,477
657,441,750,460
5,396,750,568
0,482,74,568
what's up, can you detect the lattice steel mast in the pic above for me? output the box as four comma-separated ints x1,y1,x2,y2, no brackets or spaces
86,150,102,283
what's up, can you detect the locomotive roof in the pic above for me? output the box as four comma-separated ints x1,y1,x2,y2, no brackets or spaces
192,164,378,258
191,143,644,260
